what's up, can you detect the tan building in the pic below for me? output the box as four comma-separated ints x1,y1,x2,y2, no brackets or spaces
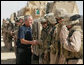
16,1,79,20
17,1,48,19
48,1,79,14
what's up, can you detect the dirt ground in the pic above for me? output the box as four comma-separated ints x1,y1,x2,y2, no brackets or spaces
1,37,16,64
1,35,39,64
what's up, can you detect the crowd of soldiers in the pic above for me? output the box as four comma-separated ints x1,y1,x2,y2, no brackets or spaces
39,9,83,64
2,17,24,55
2,2,83,64
32,8,83,64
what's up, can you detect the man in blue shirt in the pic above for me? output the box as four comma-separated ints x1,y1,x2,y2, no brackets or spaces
16,15,38,64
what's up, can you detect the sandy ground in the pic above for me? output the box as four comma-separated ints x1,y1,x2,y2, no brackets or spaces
1,35,16,64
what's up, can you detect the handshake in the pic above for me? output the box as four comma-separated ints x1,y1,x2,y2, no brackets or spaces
31,40,39,45
31,40,42,46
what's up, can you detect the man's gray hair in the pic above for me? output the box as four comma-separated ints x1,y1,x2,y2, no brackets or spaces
24,15,32,21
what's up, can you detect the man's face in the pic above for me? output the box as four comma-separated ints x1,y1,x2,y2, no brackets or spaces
25,16,33,26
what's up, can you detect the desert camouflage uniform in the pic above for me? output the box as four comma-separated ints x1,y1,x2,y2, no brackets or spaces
2,19,8,48
2,19,13,51
54,8,83,64
12,18,24,55
41,25,51,64
40,14,60,64
60,24,83,64
12,22,19,55
7,21,14,51
46,7,82,64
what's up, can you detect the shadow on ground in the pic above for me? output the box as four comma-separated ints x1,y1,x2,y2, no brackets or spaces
1,59,16,64
1,46,15,53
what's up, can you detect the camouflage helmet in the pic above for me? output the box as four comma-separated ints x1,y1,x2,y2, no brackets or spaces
44,13,57,24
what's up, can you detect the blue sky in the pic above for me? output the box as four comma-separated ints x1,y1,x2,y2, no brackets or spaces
1,1,27,21
76,1,83,15
1,1,83,25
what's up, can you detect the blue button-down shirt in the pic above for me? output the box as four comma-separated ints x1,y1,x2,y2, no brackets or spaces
16,24,33,48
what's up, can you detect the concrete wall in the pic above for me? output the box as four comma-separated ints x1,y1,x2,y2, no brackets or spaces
17,1,48,19
51,1,79,14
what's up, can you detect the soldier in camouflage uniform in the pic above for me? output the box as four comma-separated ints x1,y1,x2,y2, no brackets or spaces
40,13,61,64
58,10,83,64
44,13,59,64
11,19,17,55
4,19,14,51
60,25,83,64
2,19,8,48
11,18,24,55
31,19,42,64
53,8,83,64
7,19,14,51
41,8,83,64
40,17,50,64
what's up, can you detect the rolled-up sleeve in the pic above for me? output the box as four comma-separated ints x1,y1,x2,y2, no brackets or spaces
19,27,25,39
